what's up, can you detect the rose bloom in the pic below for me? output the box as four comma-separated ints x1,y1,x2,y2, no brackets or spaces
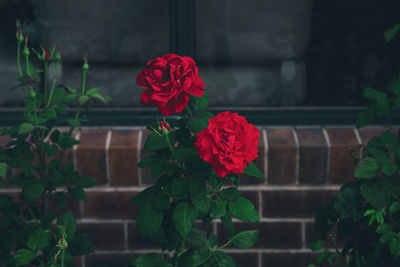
137,53,204,116
194,111,259,177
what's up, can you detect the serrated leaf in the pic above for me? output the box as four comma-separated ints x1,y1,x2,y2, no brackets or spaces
382,164,398,176
144,132,175,152
137,202,163,236
69,234,94,256
188,111,214,133
363,87,387,100
191,191,211,213
18,122,34,135
356,106,374,128
152,191,170,210
187,228,207,248
23,183,45,202
354,157,379,179
229,230,259,248
210,199,227,219
310,240,325,251
68,187,87,201
78,95,89,105
171,147,199,161
133,186,158,205
14,249,36,266
390,202,400,214
58,211,77,241
228,197,260,223
27,228,50,252
76,176,97,188
361,180,390,210
189,92,208,112
132,254,171,267
86,87,100,95
243,161,264,179
173,202,196,237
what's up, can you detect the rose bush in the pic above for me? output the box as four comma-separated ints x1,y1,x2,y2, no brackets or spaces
137,53,205,116
132,54,264,267
195,111,259,177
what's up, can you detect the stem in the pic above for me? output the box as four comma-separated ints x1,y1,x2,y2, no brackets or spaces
165,135,175,153
61,250,65,267
82,69,87,95
17,40,23,79
46,61,59,110
329,238,347,266
44,62,48,99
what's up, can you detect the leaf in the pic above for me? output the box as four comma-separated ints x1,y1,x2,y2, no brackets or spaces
191,191,211,214
390,202,400,214
132,254,171,267
23,182,45,202
220,213,236,237
309,240,325,251
78,95,89,106
356,106,374,128
229,230,259,248
385,24,400,42
68,187,87,201
136,157,157,168
188,111,214,133
150,160,169,179
14,249,36,266
171,177,189,199
228,197,260,223
137,202,163,236
133,186,158,205
144,132,175,152
67,118,80,128
0,162,8,179
76,176,97,188
367,147,390,165
52,87,65,102
212,251,236,267
27,228,50,252
382,164,398,177
361,180,390,210
152,192,170,210
363,87,387,100
187,228,207,248
18,122,34,135
53,192,67,209
69,234,94,256
58,211,77,241
173,202,196,237
189,92,208,112
333,184,363,220
210,199,227,219
221,187,242,201
171,147,199,161
243,161,264,180
86,87,100,95
354,157,379,179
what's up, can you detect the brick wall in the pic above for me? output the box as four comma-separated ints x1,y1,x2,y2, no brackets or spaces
0,126,385,267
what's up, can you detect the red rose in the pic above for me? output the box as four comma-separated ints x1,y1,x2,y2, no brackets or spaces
194,111,259,177
137,53,205,116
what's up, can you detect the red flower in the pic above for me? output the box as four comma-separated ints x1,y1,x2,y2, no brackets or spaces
137,53,204,116
194,111,259,177
44,49,50,61
158,122,170,135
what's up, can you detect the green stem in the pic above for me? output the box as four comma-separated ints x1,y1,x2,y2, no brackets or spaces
61,250,65,267
44,62,48,99
25,55,31,77
329,238,347,266
46,61,59,110
165,135,175,153
82,69,87,95
17,41,23,79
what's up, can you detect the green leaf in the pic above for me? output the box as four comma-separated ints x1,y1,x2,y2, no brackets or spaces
69,234,95,256
132,254,171,267
152,191,170,210
52,87,65,102
210,199,227,219
171,177,189,199
221,213,235,237
76,176,97,188
18,122,34,135
68,187,87,201
367,147,390,165
137,202,163,236
67,118,80,128
382,164,398,177
133,186,158,205
211,251,236,267
187,228,207,248
58,211,77,241
53,192,67,209
191,191,211,214
385,24,400,42
390,202,400,214
27,228,50,252
14,249,36,266
144,132,175,152
78,95,89,105
228,197,260,223
63,94,77,103
333,184,364,221
361,180,390,210
150,160,169,179
310,240,325,251
136,157,156,168
221,187,242,200
171,147,199,161
356,106,374,128
23,182,45,202
189,92,208,112
363,87,387,100
0,162,8,179
86,87,100,95
188,111,214,133
173,202,196,237
243,161,264,180
354,157,379,179
376,223,392,234
229,230,259,248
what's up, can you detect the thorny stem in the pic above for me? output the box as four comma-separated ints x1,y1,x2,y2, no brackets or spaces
328,234,347,267
46,60,60,110
44,62,48,100
17,40,23,79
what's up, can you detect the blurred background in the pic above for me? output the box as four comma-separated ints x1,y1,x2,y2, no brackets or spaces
0,0,400,110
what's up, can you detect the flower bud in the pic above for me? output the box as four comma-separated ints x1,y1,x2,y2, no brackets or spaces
23,37,30,57
158,122,171,135
82,62,89,71
29,91,36,99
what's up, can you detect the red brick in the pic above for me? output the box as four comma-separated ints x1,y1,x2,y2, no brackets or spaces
83,191,139,219
77,129,108,185
296,128,328,184
357,127,383,145
262,190,338,218
240,128,266,185
109,130,139,185
263,252,332,267
49,193,80,219
326,128,359,184
85,253,137,267
77,222,125,250
72,256,83,267
266,128,297,184
217,222,302,249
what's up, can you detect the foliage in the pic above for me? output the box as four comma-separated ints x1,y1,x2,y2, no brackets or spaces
309,24,400,267
0,21,109,266
132,93,264,266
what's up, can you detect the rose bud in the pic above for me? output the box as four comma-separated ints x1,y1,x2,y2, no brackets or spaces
158,122,171,135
